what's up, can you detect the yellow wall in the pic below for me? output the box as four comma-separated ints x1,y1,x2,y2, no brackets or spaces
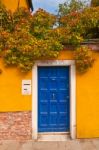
77,52,99,138
0,60,32,111
2,0,28,11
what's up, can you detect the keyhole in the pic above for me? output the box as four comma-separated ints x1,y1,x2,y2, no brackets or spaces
52,93,55,100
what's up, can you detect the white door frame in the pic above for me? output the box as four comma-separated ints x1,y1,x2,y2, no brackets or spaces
32,60,76,140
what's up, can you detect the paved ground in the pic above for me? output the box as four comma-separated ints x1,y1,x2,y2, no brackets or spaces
0,139,99,150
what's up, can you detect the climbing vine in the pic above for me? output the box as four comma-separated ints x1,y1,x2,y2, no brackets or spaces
0,2,99,73
0,6,63,72
74,46,95,73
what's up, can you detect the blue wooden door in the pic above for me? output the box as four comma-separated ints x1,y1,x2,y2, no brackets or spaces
38,66,70,132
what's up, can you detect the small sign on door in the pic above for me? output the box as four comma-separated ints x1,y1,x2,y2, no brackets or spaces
22,80,31,95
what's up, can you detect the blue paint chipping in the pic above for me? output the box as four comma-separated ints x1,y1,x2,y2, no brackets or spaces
38,66,70,132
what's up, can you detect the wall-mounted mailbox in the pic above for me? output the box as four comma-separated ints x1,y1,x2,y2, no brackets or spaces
22,80,31,95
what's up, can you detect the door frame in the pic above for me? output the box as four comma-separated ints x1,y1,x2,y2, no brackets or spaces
32,60,76,140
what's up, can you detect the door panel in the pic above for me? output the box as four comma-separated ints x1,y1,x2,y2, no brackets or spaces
38,66,70,132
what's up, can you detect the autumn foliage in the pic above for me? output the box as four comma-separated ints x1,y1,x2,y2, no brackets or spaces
0,6,63,72
0,2,99,73
91,0,99,7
